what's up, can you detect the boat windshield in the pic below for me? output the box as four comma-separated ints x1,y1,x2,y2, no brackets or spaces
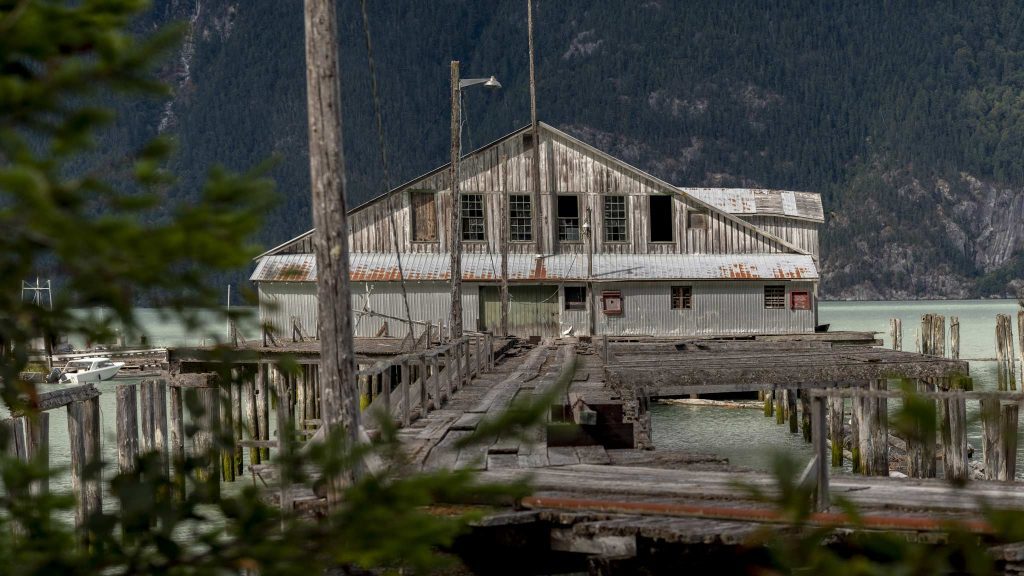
67,361,94,370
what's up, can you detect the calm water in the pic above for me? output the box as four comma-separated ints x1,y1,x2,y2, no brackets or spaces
652,300,1024,474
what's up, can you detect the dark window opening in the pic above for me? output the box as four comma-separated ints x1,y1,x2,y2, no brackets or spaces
649,195,673,242
671,286,692,310
558,195,580,241
509,194,533,241
411,191,437,242
764,285,786,309
564,286,586,310
522,133,534,150
604,195,627,242
461,194,486,241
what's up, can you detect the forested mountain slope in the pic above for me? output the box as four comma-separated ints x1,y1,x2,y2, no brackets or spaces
111,0,1024,299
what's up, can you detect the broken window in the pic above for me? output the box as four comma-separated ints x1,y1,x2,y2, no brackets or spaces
558,195,580,241
461,194,486,241
509,194,533,242
411,191,437,242
764,285,786,309
649,195,673,242
671,286,692,310
564,286,587,310
604,195,627,242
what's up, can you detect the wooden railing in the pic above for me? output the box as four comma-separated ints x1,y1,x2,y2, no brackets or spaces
360,332,495,429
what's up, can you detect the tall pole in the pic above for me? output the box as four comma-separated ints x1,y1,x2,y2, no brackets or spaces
303,0,360,500
500,152,510,337
586,207,595,336
527,0,543,252
449,61,464,340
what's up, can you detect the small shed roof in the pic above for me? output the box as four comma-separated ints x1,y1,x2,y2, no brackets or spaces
251,253,818,283
681,188,824,222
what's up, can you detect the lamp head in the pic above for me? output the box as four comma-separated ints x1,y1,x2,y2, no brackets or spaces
484,76,502,89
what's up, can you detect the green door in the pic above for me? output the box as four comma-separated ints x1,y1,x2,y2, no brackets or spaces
479,285,560,337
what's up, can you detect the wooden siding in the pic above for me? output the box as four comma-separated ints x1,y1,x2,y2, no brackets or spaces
743,215,820,261
345,127,799,257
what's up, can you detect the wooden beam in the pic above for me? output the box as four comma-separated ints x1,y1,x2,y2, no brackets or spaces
14,383,99,415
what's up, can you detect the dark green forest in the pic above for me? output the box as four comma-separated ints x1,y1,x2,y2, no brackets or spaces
98,0,1024,299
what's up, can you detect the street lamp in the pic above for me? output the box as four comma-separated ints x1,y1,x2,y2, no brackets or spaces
449,61,500,341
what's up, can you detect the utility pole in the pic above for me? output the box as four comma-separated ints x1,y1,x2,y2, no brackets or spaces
449,60,464,340
527,0,543,252
500,151,510,337
303,0,360,499
585,207,595,336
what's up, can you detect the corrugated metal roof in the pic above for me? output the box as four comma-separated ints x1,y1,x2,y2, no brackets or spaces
681,188,825,222
252,253,818,282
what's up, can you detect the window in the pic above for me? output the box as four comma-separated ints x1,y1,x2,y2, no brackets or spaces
687,209,708,231
564,286,586,310
671,286,692,310
411,191,437,242
461,194,485,241
649,195,673,242
602,291,623,315
764,285,786,309
558,195,580,241
522,133,534,150
604,195,627,242
509,194,533,241
791,291,811,310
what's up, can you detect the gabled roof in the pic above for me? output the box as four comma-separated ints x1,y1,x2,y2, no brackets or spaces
258,122,811,259
682,188,824,222
252,253,819,283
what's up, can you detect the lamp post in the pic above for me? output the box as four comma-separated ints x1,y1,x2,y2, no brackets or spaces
449,61,501,340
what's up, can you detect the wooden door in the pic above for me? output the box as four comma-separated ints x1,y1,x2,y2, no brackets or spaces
478,285,560,337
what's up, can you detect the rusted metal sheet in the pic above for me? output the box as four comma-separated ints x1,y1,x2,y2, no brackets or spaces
252,253,818,283
683,188,825,222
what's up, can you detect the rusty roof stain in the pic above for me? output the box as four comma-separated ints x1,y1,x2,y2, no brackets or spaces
253,253,819,283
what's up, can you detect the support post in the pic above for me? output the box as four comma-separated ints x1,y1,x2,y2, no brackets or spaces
25,413,49,496
951,316,960,360
907,379,937,479
257,363,270,460
811,396,830,511
448,60,464,340
859,380,889,476
244,371,260,465
828,394,844,467
775,390,785,425
275,370,293,513
116,384,139,475
983,399,1020,481
169,384,185,500
191,384,220,495
786,390,798,433
941,377,969,483
763,388,773,417
801,391,812,442
401,358,411,427
419,354,429,417
850,392,862,473
430,354,441,408
220,379,236,482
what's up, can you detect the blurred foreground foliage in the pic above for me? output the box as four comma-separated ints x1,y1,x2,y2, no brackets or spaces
0,1,526,574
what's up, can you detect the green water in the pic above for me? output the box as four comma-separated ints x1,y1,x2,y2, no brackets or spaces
652,300,1024,475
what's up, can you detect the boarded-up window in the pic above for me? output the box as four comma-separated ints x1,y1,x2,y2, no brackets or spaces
687,209,708,231
649,195,673,242
764,285,786,309
411,192,437,242
791,291,811,310
558,195,580,241
509,194,533,241
604,195,627,242
461,194,486,241
602,291,623,315
671,286,692,309
564,286,586,310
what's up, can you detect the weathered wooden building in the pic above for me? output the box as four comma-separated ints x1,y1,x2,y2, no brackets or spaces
252,123,824,338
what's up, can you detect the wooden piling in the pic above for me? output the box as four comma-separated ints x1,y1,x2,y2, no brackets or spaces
25,413,49,495
400,357,411,427
811,396,829,511
116,384,139,475
455,341,465,391
950,316,960,360
275,370,292,513
244,372,260,466
983,399,1020,481
430,354,441,409
787,390,798,433
191,382,220,492
858,381,888,476
920,314,933,356
68,396,102,529
932,314,945,358
850,394,861,473
906,379,937,479
800,391,812,443
828,395,844,467
168,384,185,499
774,390,785,425
419,354,429,416
140,379,155,455
763,389,773,417
220,379,236,482
890,318,902,351
257,363,270,460
940,377,969,483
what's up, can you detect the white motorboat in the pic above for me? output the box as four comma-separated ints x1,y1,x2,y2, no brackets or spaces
56,357,125,384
